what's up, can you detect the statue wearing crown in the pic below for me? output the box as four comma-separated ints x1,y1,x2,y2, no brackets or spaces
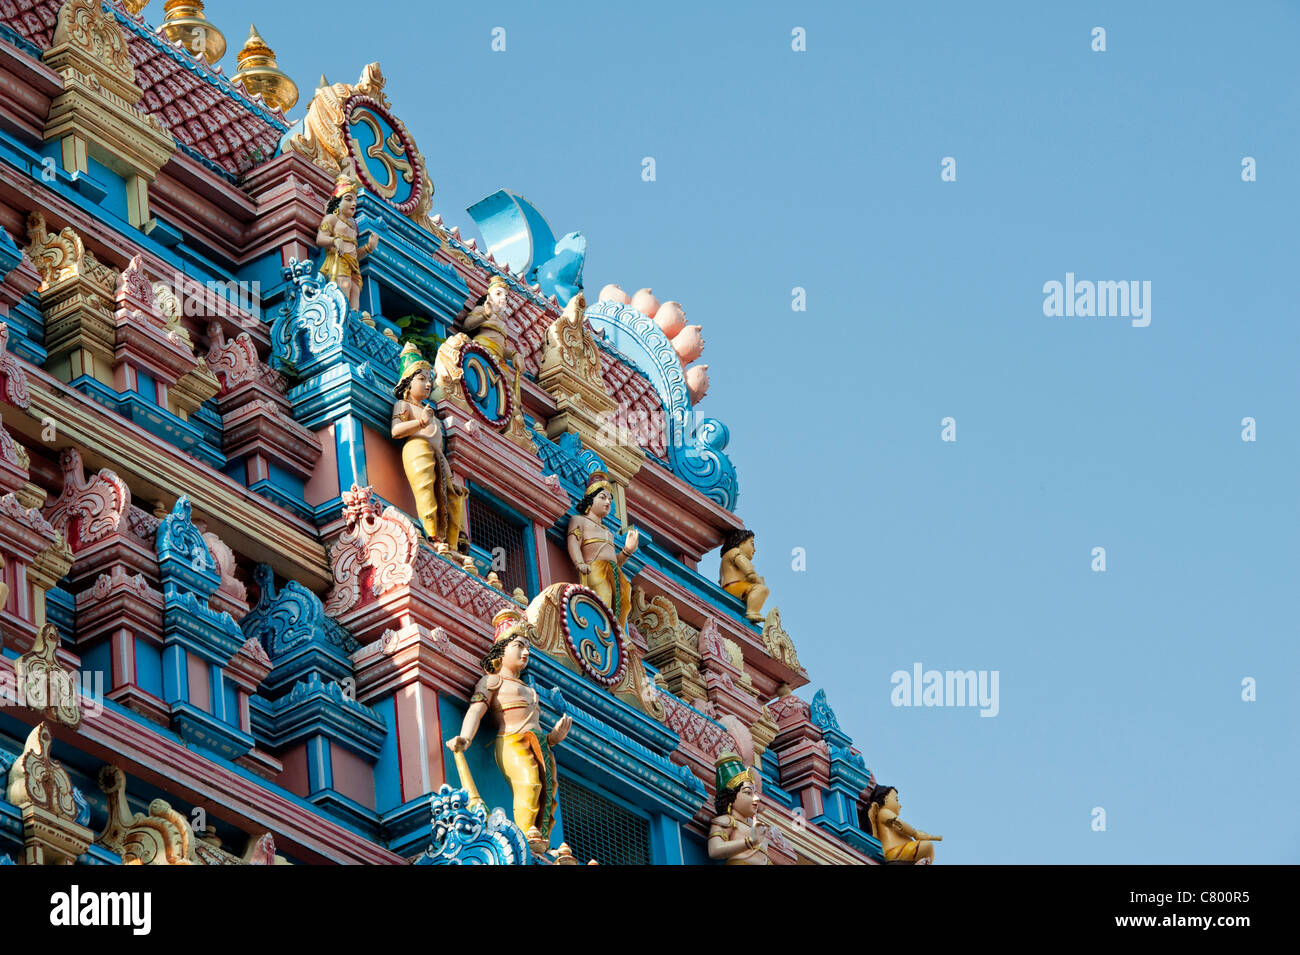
316,174,378,315
462,274,525,414
447,608,572,850
391,342,468,551
708,752,771,865
566,471,639,632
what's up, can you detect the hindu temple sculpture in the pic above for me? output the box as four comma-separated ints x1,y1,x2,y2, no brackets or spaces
567,471,639,631
316,175,378,315
707,751,771,865
462,275,524,409
718,529,769,622
865,783,942,864
446,607,572,849
391,343,468,551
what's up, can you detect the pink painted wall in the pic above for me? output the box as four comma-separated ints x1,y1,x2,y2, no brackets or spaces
394,683,444,802
362,424,417,518
278,744,310,799
186,650,209,711
303,423,338,507
330,743,376,809
545,534,572,590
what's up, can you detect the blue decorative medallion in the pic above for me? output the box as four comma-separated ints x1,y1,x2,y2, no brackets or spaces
560,584,626,688
342,94,423,215
458,340,512,429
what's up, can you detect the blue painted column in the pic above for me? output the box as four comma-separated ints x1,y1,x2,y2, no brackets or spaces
649,813,684,865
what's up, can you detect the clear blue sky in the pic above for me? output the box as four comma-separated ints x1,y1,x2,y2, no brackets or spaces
213,0,1300,863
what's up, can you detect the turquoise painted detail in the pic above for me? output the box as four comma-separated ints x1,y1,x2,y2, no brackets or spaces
348,109,414,208
155,498,249,758
354,194,467,326
70,377,225,468
272,261,404,440
583,299,739,509
371,695,402,813
563,586,624,687
526,652,704,822
411,785,530,865
809,689,874,854
461,344,510,425
156,497,218,598
466,190,585,306
0,225,22,276
248,672,386,762
528,425,606,498
243,565,354,658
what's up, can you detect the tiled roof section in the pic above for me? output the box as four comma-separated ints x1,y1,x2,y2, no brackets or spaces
600,347,667,460
506,296,667,459
0,0,288,178
128,33,282,177
0,0,58,48
428,221,672,460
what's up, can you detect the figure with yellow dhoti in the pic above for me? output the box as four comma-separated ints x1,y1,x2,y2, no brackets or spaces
462,274,524,416
316,175,378,315
391,343,468,552
447,607,572,850
865,783,942,865
708,752,771,865
566,471,639,632
719,528,769,622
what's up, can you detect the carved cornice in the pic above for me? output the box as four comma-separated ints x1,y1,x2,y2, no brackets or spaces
41,0,176,181
14,370,329,591
25,212,117,370
0,322,31,409
43,446,130,553
6,722,93,864
630,587,706,704
16,623,81,728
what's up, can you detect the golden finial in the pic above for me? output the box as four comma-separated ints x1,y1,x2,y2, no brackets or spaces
123,0,151,15
231,23,299,112
160,0,227,65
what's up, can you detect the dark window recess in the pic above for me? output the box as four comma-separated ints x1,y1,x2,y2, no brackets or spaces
467,495,528,595
558,777,652,866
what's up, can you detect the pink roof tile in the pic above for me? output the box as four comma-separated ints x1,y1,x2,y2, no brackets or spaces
1,0,286,179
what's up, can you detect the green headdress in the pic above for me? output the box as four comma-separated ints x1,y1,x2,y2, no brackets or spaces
394,342,431,397
715,751,753,793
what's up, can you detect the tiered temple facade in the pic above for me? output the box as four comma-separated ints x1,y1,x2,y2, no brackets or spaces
0,0,889,865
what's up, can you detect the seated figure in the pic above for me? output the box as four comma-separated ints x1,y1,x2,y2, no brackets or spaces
866,783,942,864
719,529,769,622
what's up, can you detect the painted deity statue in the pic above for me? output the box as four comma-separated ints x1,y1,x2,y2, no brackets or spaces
461,274,525,425
316,175,378,315
566,471,639,632
719,528,769,622
390,343,468,551
865,783,942,864
708,752,771,865
448,607,572,848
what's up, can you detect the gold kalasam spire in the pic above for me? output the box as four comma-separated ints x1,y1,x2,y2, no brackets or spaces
231,23,299,112
160,0,226,65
